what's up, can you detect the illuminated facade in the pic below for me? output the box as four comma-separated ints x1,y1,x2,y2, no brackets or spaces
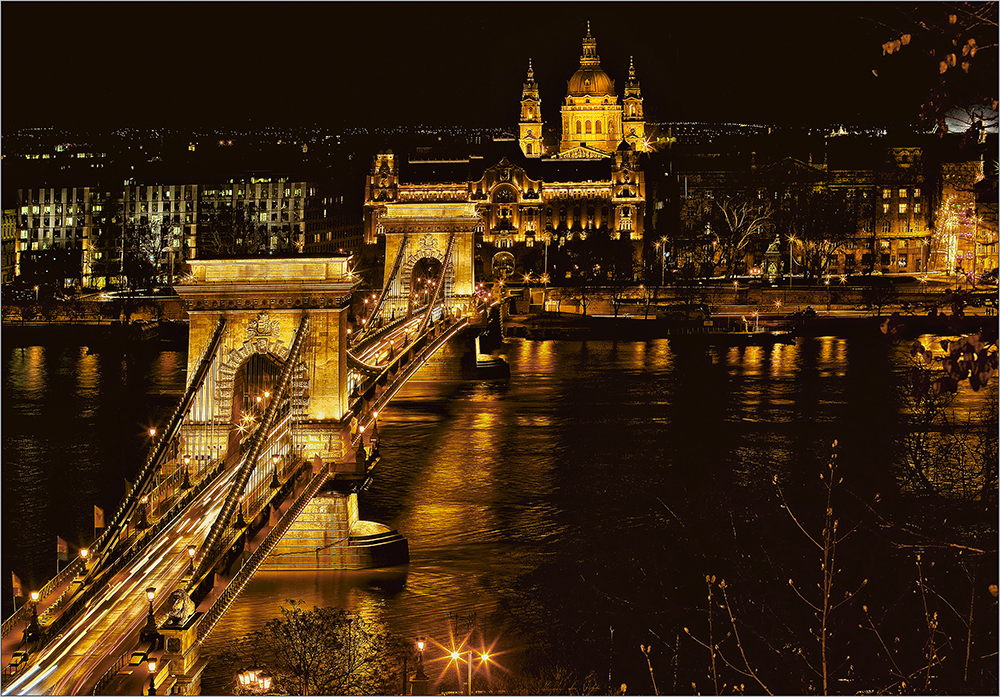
365,24,647,280
2,209,17,283
667,145,940,276
15,178,324,289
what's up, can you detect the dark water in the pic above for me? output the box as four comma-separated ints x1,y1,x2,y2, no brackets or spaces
2,334,993,694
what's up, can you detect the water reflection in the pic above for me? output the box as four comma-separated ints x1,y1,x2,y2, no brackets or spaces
3,334,994,692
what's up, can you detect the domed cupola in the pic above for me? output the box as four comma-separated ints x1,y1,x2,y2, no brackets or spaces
566,22,616,98
559,22,624,157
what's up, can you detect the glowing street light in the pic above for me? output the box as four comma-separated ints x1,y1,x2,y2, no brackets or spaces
450,649,491,696
147,657,158,696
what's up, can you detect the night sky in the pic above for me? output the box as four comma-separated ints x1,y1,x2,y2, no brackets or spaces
3,2,935,132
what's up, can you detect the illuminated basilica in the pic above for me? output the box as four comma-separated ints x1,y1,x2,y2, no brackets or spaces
364,23,648,281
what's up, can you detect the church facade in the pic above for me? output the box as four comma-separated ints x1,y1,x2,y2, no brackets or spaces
364,24,648,282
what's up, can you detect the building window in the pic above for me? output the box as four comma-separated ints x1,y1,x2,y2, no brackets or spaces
882,188,891,199
914,188,921,198
882,220,891,233
883,203,890,214
914,203,921,214
585,121,592,134
595,121,602,134
526,144,532,154
898,203,907,214
898,188,907,198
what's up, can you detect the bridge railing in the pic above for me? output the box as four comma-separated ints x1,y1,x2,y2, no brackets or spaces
197,462,332,643
10,459,230,659
348,314,471,436
1,556,83,639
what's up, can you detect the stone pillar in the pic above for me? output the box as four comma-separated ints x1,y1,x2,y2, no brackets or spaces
158,612,209,695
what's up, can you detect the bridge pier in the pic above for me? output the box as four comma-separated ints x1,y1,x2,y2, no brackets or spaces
260,480,408,570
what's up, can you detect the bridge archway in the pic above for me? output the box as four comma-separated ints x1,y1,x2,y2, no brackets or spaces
377,203,481,317
175,258,357,466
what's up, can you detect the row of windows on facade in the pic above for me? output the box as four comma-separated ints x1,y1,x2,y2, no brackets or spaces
493,204,633,218
491,230,640,249
570,119,616,135
694,187,922,201
21,184,312,204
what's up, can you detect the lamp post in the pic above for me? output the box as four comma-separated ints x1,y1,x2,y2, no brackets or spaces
788,236,795,291
25,591,41,643
450,649,490,696
181,454,192,490
187,544,196,576
140,586,159,646
147,657,158,696
33,285,39,303
270,454,281,489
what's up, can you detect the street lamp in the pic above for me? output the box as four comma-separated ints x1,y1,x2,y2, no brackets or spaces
187,544,196,575
33,285,39,303
25,591,41,642
144,587,157,629
181,454,192,490
148,427,157,439
147,657,158,696
450,649,490,696
270,454,281,489
788,236,795,290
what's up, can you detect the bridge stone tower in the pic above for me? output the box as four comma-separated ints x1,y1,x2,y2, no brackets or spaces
378,202,480,316
174,257,358,465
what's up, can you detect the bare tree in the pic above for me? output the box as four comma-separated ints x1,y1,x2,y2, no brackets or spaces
705,195,773,280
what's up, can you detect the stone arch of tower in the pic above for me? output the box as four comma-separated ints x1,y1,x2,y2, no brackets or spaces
398,233,456,303
214,333,311,426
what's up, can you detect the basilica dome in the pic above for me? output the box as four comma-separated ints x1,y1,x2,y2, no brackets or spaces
567,68,616,98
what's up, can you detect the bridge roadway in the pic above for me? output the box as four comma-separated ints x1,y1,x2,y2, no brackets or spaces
2,303,477,695
2,466,241,696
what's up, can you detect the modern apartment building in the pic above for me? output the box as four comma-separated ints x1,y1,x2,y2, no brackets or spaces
14,177,323,290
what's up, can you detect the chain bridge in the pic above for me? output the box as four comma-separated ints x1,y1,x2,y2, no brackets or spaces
1,210,503,695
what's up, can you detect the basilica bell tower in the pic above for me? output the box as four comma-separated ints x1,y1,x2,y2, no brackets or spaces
622,56,646,150
519,59,544,158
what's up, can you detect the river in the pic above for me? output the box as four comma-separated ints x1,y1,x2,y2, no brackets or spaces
2,332,994,694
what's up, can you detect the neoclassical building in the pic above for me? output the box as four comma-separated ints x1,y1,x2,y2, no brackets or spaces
364,24,647,281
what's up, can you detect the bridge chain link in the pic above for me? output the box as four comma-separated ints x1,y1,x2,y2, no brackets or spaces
191,315,311,586
197,462,332,644
90,317,228,571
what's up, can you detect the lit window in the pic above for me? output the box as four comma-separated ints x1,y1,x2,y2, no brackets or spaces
882,220,891,233
898,188,907,198
914,188,921,198
898,203,907,214
883,203,890,214
914,203,921,214
882,189,890,199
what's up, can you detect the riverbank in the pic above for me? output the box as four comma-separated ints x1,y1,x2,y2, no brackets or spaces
504,310,999,341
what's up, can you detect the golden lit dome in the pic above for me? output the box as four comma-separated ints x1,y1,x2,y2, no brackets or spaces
568,68,615,97
567,22,616,98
